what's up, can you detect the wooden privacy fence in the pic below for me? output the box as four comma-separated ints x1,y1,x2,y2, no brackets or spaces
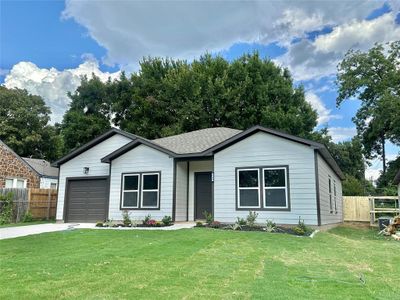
0,188,57,222
344,196,400,223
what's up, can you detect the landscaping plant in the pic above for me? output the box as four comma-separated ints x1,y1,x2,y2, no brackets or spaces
121,211,132,227
162,215,173,226
265,219,277,233
22,211,34,223
236,217,246,226
203,211,213,225
143,214,152,225
246,211,258,227
0,193,14,225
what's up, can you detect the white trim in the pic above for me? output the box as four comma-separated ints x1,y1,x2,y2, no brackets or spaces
263,167,288,209
140,173,160,208
5,178,27,188
121,174,140,208
237,168,261,209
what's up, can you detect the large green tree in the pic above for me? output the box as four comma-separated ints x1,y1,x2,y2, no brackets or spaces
112,53,317,139
336,41,400,175
0,86,62,161
60,75,112,154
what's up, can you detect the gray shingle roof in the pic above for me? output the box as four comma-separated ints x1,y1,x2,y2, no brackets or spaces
152,127,242,154
22,157,58,178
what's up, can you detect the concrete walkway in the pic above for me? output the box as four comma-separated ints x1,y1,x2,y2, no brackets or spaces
0,222,196,240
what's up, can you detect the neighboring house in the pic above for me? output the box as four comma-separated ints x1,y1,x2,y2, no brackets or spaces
22,158,58,189
0,140,39,188
53,126,344,226
394,169,400,197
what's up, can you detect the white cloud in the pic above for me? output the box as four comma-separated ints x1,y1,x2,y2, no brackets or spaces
276,12,400,80
3,58,120,123
305,91,341,125
328,126,357,142
62,0,383,68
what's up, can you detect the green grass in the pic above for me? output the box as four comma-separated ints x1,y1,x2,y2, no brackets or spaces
0,225,399,299
0,220,55,228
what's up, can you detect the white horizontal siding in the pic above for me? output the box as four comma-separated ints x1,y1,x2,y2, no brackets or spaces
214,132,318,225
108,144,174,221
40,177,58,189
175,161,188,221
317,153,343,225
56,134,132,220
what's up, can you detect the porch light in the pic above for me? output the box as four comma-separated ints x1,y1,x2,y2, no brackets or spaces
83,167,90,175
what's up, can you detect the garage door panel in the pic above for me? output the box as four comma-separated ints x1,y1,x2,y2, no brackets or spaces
66,178,108,222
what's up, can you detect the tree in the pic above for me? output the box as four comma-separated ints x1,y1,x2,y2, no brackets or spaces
60,75,112,154
376,156,400,193
0,86,62,161
336,41,400,175
112,53,318,139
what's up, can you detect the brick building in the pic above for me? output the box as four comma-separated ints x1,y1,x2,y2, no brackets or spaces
0,140,40,188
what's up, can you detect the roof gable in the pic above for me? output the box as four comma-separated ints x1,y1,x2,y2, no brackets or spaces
22,157,58,177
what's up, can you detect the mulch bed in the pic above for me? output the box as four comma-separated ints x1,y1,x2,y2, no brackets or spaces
196,224,314,236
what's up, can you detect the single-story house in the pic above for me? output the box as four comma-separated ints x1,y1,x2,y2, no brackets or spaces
52,126,344,226
22,158,58,189
394,169,400,197
0,139,59,189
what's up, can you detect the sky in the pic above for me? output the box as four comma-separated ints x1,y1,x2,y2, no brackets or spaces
0,0,399,180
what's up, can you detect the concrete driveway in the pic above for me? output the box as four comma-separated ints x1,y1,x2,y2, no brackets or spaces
0,223,95,240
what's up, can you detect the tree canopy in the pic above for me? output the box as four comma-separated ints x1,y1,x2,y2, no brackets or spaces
336,41,400,174
0,86,62,161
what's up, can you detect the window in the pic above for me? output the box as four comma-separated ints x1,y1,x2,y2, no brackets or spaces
141,173,159,208
121,172,160,209
122,174,140,208
328,176,333,213
5,179,14,188
50,183,57,189
5,178,26,188
333,180,337,214
263,168,288,208
236,166,290,210
237,169,260,208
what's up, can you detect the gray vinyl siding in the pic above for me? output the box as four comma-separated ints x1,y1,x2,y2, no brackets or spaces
214,132,318,225
317,153,343,225
56,134,132,220
175,161,188,221
108,144,174,221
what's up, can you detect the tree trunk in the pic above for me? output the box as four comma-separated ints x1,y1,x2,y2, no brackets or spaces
382,135,386,175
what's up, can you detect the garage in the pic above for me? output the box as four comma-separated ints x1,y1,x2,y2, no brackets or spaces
65,177,109,222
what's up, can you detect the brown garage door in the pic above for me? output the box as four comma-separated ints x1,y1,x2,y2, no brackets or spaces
66,178,108,222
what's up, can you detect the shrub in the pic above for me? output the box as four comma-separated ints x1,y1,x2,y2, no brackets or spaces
292,226,305,235
95,222,104,227
162,215,173,226
203,211,213,225
22,211,34,223
265,219,276,233
292,217,312,236
0,192,14,225
121,211,132,226
143,214,152,225
246,211,258,227
210,221,221,228
230,223,243,231
104,219,113,227
146,219,157,226
236,217,246,226
195,221,204,227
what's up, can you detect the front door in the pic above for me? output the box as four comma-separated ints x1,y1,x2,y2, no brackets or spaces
195,172,213,220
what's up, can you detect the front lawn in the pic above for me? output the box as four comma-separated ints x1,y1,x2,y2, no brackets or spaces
0,225,398,299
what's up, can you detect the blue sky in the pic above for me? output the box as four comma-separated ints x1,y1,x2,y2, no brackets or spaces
1,0,399,179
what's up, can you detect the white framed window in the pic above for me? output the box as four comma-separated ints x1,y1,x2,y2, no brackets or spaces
5,178,27,188
237,168,261,208
263,167,288,209
333,180,337,214
122,174,140,208
328,176,333,213
141,173,160,208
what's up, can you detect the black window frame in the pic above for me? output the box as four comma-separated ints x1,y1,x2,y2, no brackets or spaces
328,176,333,214
236,165,290,211
120,171,161,210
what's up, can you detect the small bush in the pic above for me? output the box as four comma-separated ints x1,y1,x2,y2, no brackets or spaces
203,211,213,225
143,214,152,225
162,215,173,226
104,219,113,227
195,221,204,227
22,211,34,223
292,226,305,235
210,221,221,228
265,219,276,233
121,211,132,227
236,217,246,226
230,223,243,230
95,222,104,227
292,217,312,236
246,211,258,227
0,192,14,225
146,219,157,226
